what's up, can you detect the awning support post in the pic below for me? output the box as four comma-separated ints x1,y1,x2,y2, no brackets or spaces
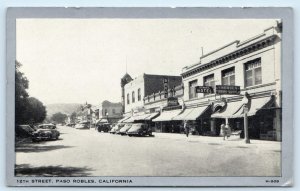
243,105,250,144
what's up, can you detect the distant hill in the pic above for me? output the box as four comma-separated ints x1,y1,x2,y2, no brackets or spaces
46,103,82,117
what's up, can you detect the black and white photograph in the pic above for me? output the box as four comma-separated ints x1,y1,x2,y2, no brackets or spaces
6,7,294,187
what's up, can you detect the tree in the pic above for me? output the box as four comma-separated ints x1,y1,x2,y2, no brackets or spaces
51,112,68,124
15,61,47,125
25,97,47,124
15,61,29,124
70,112,77,123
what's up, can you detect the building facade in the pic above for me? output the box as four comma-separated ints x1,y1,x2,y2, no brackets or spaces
93,100,123,124
122,73,183,116
179,21,282,141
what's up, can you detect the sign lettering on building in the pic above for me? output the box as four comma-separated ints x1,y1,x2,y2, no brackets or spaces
216,85,240,95
167,97,179,107
195,86,214,94
163,78,169,98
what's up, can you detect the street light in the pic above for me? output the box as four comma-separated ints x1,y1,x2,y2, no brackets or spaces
242,93,250,144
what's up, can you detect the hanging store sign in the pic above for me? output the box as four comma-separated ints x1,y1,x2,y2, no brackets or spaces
167,97,179,107
195,86,214,94
216,85,240,95
163,78,169,98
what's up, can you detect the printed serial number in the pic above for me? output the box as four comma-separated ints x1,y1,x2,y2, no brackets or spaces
265,180,279,183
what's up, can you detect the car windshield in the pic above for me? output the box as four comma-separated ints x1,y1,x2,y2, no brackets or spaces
39,125,55,129
129,124,143,131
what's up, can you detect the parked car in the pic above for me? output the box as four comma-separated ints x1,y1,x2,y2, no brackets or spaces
75,121,90,129
118,124,133,135
96,123,111,132
32,124,60,142
15,125,35,138
126,123,152,137
66,123,75,127
109,123,124,134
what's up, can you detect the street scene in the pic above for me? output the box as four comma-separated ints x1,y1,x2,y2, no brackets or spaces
16,125,280,177
14,18,282,177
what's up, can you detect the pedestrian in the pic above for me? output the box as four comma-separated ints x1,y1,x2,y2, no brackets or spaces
184,120,190,137
221,123,227,140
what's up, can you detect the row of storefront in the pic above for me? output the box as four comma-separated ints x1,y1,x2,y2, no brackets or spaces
119,21,282,141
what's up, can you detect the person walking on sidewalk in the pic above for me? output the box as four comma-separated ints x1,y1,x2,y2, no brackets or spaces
184,120,190,137
221,123,228,140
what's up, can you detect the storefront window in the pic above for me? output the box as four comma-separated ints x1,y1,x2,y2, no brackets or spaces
127,93,130,104
245,58,262,87
138,88,141,101
132,91,135,103
222,67,235,85
204,74,215,95
189,80,198,99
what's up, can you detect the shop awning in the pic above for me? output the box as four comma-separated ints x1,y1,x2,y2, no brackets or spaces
118,117,130,123
123,116,134,123
172,108,194,121
241,96,274,117
152,109,182,122
184,105,210,120
133,113,151,121
211,101,244,118
144,112,160,120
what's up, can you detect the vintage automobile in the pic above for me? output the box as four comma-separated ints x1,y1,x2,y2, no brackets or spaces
109,123,124,134
75,121,90,129
15,125,35,138
126,123,153,137
32,124,60,142
96,123,111,133
118,124,133,135
66,123,76,127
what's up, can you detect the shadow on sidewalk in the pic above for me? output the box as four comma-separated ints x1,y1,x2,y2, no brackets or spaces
15,144,74,153
15,164,93,177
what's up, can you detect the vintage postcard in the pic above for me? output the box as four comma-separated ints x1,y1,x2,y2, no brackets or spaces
6,7,293,186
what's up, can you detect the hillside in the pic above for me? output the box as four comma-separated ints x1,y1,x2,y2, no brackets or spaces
46,103,82,117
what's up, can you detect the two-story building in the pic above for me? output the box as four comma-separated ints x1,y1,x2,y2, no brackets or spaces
178,21,282,141
120,73,183,125
94,100,123,124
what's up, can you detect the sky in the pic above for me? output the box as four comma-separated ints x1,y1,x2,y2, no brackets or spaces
16,19,277,105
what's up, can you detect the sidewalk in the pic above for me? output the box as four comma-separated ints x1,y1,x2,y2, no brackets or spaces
152,132,281,150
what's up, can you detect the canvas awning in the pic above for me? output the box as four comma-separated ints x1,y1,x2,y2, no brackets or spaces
184,105,210,120
172,108,194,121
237,96,274,117
211,101,244,118
133,113,151,121
144,112,160,120
118,117,129,123
123,116,135,123
152,109,182,122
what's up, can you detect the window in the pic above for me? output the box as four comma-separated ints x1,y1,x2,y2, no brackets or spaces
104,109,108,116
245,58,262,87
112,109,115,114
189,80,198,99
127,93,130,104
132,91,135,103
222,67,235,85
204,74,215,95
138,88,141,101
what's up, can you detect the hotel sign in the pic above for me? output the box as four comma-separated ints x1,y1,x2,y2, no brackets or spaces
216,85,240,95
195,86,214,94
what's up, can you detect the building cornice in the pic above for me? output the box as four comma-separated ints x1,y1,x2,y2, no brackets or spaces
181,34,278,79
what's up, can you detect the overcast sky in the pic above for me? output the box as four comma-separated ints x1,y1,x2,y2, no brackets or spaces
16,19,277,105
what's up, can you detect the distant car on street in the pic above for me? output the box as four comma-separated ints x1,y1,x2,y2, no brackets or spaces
96,123,111,132
66,123,76,127
32,124,60,142
126,123,152,137
75,121,90,129
109,123,124,134
118,124,132,135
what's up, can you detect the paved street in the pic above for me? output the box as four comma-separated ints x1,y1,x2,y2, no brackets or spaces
15,126,281,177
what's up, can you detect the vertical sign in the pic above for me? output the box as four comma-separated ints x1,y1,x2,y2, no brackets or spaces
163,78,168,98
